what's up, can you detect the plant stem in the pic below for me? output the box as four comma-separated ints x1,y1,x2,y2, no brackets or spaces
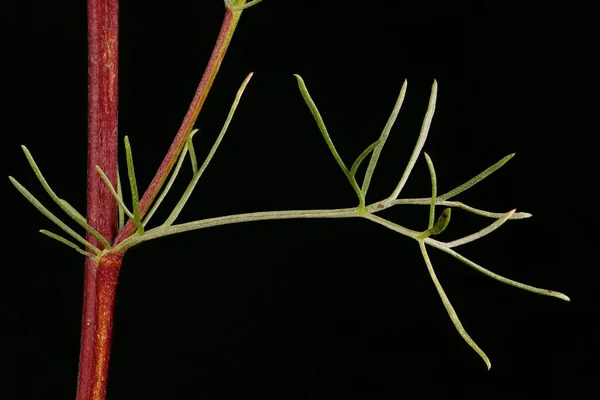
114,6,245,245
91,253,124,399
78,1,120,400
78,3,248,399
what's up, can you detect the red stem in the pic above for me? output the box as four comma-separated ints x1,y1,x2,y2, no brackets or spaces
77,2,245,399
91,253,124,399
78,1,120,399
114,8,241,245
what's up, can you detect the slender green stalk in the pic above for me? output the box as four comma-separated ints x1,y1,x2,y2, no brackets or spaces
360,213,421,239
119,207,361,251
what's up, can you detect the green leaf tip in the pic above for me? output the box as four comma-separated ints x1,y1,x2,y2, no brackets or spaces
438,153,517,201
124,135,144,235
557,293,571,302
18,144,112,249
161,72,254,227
430,208,451,235
39,229,96,258
418,241,491,370
442,209,515,248
423,152,438,229
96,165,134,222
362,78,408,199
9,175,101,254
425,238,570,303
389,79,438,200
293,72,366,204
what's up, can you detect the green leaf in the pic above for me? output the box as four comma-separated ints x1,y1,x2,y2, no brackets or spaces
424,152,437,229
124,136,144,235
438,154,515,201
417,208,451,240
294,74,349,175
96,166,134,222
419,241,491,370
425,238,570,302
39,230,96,258
9,176,101,255
143,129,199,228
391,198,532,220
117,168,124,231
442,209,515,247
361,213,421,239
350,140,380,178
187,131,199,175
430,208,451,235
164,73,254,226
362,79,407,197
294,74,364,205
20,146,111,249
389,80,438,200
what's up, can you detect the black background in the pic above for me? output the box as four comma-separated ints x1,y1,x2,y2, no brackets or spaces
2,1,596,399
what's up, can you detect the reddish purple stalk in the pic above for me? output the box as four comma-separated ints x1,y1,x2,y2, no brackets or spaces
114,8,239,244
77,1,120,399
78,1,244,399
